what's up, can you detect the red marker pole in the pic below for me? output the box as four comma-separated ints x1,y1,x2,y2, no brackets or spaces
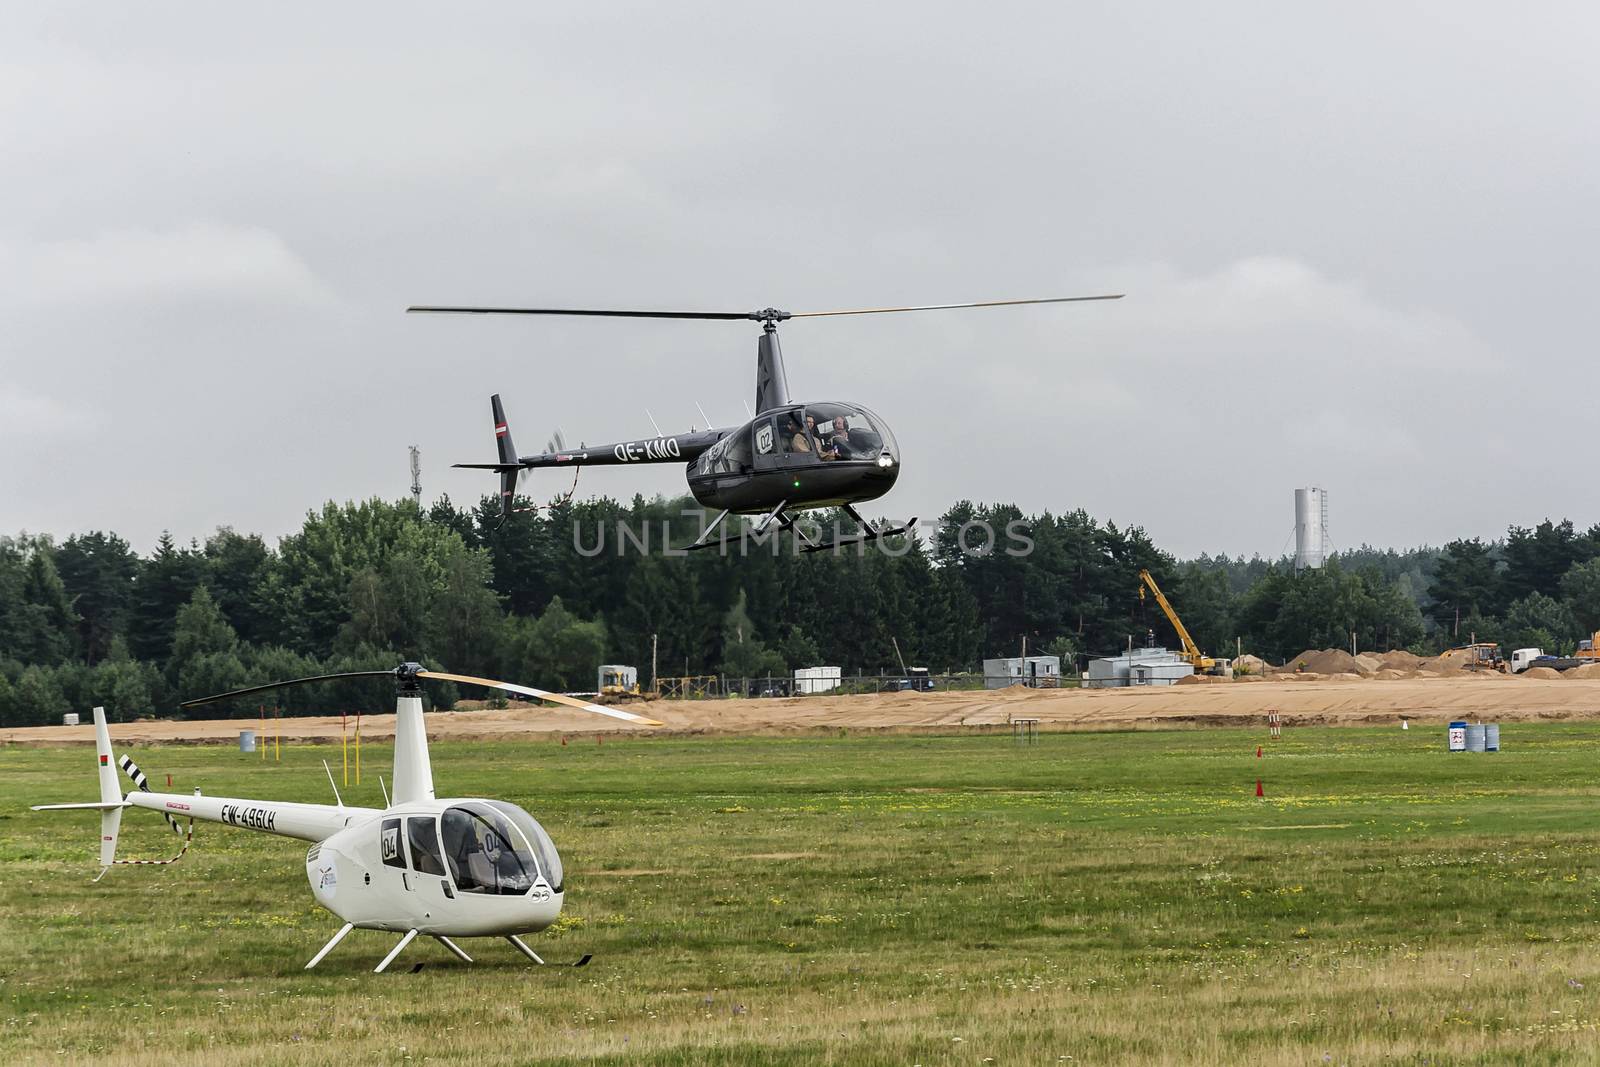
1256,778,1264,798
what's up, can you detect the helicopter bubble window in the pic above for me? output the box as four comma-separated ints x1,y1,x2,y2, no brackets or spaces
407,816,447,876
805,403,892,462
442,803,539,896
487,800,564,893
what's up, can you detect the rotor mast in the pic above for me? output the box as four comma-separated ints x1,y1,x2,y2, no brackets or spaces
754,311,792,415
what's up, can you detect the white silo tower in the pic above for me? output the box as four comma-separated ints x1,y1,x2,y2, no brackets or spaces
1294,487,1328,571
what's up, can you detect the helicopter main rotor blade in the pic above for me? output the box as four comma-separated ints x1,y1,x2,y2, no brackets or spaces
416,671,664,727
790,294,1123,318
409,295,1121,322
407,306,754,320
180,672,397,708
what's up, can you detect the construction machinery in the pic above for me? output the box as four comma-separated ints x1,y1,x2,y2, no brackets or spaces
1438,642,1506,672
1137,569,1228,676
1577,631,1600,662
597,665,640,697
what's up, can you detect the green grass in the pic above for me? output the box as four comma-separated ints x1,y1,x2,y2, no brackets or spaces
4,725,1600,1064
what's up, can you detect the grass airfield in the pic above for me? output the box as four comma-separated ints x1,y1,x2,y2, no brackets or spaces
4,725,1600,1065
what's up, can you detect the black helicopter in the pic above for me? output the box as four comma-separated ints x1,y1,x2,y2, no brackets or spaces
409,296,1121,551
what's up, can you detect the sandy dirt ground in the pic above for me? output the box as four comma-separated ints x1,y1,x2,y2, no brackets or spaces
5,673,1600,747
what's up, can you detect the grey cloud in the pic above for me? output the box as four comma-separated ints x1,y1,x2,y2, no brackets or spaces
3,2,1596,555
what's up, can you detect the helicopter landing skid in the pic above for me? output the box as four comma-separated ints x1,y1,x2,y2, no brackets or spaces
433,935,473,963
684,508,734,552
506,935,592,967
802,510,917,554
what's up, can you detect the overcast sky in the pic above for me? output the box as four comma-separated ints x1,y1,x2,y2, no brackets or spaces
3,3,1596,559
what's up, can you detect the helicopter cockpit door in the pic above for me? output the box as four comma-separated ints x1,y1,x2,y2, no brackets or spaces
755,408,818,473
406,815,454,911
379,817,411,894
751,416,781,471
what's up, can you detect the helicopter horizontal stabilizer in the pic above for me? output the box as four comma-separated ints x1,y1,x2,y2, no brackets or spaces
32,801,128,811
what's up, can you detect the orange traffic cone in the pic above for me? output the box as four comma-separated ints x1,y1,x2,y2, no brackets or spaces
1255,778,1264,798
1256,745,1262,758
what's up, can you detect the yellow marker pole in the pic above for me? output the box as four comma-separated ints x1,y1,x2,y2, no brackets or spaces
259,705,265,761
274,707,281,763
341,713,348,787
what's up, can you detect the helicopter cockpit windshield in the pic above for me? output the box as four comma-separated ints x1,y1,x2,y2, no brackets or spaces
804,403,896,464
441,801,560,896
486,800,564,893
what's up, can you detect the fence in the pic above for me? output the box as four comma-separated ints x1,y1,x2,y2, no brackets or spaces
651,672,1077,700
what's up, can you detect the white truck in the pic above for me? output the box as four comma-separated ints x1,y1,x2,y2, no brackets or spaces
1510,647,1581,673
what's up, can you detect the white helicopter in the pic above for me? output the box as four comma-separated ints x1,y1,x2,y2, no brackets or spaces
32,662,662,973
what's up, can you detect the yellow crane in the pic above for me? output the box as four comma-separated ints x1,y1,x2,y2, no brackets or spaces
1137,568,1224,675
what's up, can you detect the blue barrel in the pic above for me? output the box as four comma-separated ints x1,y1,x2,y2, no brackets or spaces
1448,721,1467,752
239,729,256,753
1465,723,1487,752
1485,723,1500,751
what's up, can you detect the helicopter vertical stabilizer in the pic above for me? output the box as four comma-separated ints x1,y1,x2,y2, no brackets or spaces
491,394,520,520
29,707,136,875
93,707,123,868
754,327,790,414
391,693,435,805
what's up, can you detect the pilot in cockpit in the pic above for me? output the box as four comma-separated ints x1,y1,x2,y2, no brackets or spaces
820,415,851,461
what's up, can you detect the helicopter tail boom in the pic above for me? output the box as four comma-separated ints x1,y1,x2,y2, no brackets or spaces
32,708,366,877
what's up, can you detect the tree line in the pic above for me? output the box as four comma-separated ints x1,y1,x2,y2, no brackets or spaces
1,494,1595,725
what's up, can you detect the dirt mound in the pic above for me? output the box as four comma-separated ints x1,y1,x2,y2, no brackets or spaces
1378,650,1425,671
1233,654,1272,676
1375,669,1409,680
1354,653,1384,675
1420,655,1466,675
1571,663,1600,680
1521,666,1564,679
1289,649,1363,675
1175,674,1203,686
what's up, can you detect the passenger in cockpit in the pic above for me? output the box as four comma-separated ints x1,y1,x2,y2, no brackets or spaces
785,414,811,453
